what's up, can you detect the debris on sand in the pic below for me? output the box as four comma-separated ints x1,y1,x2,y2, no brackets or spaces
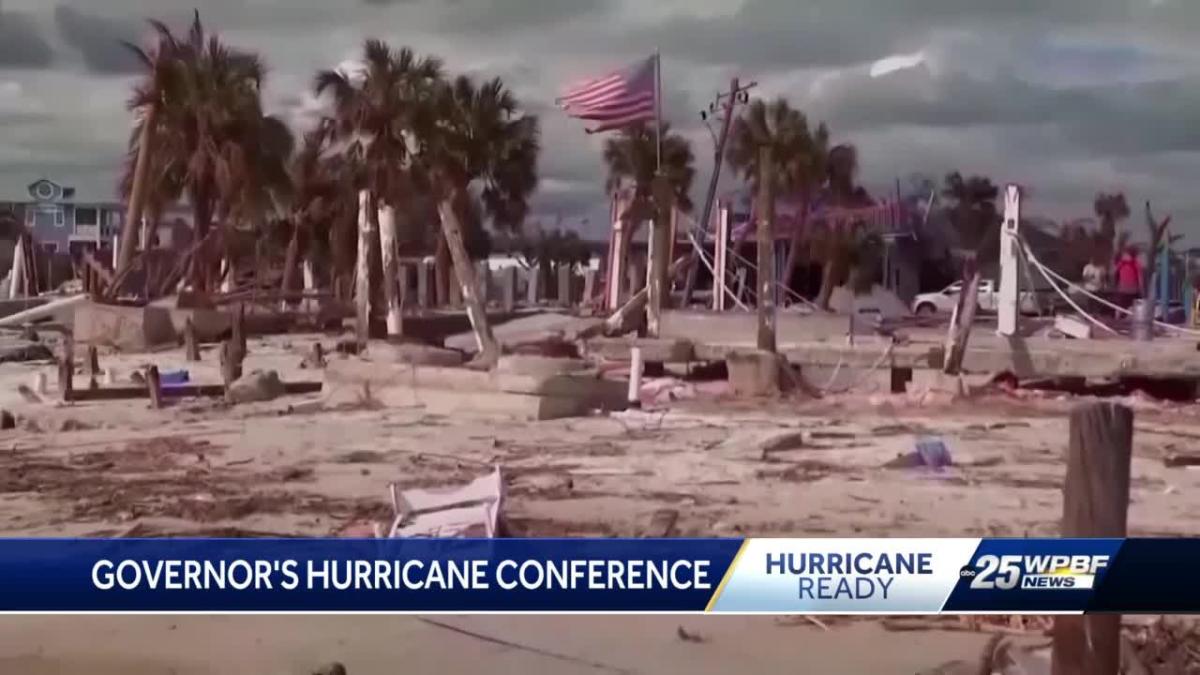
1124,617,1200,674
382,466,504,538
312,662,347,675
226,369,285,403
676,626,708,643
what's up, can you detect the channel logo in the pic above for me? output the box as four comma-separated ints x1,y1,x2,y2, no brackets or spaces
960,554,1109,590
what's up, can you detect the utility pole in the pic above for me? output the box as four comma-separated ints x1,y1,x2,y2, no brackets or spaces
681,78,757,307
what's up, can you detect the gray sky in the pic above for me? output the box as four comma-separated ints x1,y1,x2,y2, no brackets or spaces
1,0,1199,241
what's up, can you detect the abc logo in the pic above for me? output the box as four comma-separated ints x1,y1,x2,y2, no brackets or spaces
959,566,977,578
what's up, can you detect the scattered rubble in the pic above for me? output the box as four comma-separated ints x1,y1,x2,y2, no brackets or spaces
225,370,286,404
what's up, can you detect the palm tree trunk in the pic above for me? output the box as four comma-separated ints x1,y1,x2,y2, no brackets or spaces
303,256,316,313
647,176,672,337
438,190,499,366
281,222,300,309
377,203,403,338
114,106,157,289
190,195,214,292
944,254,981,375
756,146,777,353
355,190,371,349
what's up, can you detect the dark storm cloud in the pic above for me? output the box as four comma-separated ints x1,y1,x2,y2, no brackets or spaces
0,9,55,68
810,64,1200,158
54,5,142,74
435,0,614,33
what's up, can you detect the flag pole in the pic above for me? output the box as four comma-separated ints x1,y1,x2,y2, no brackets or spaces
654,49,662,172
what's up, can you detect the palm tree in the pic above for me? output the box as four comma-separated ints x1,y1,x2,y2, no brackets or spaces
120,12,289,293
602,122,695,229
811,142,875,308
723,99,828,305
314,41,443,338
418,73,541,364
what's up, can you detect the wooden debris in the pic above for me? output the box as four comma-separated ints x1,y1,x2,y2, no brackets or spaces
1163,453,1200,468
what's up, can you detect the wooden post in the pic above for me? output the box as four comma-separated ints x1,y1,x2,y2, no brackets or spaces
355,189,371,349
500,266,516,313
145,365,162,409
757,145,777,353
377,204,403,338
582,268,597,308
8,236,24,299
57,337,74,403
86,345,100,390
220,340,244,388
557,264,572,307
417,259,431,310
184,318,200,362
525,266,540,306
1051,402,1133,675
232,303,246,356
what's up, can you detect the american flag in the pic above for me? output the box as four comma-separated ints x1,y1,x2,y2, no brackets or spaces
557,55,658,134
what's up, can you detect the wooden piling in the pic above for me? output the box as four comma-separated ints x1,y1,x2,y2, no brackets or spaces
86,345,99,390
500,266,516,313
184,318,200,362
220,340,244,389
416,259,431,310
57,337,74,403
1051,401,1133,675
145,365,162,409
756,145,777,353
557,264,572,307
526,267,540,306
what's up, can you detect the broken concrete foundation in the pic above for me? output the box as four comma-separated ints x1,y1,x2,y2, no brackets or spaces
323,357,626,421
74,302,177,351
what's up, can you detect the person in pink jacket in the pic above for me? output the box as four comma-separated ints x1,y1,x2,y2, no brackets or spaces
1113,248,1143,309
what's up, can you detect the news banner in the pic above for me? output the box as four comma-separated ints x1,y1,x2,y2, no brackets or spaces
0,537,1195,613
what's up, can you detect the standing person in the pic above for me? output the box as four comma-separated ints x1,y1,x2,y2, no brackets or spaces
1081,256,1107,314
1114,247,1142,310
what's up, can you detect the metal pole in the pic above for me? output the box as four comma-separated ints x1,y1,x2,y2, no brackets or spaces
682,78,755,306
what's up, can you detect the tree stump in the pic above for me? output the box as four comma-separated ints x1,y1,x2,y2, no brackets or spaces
1052,402,1133,675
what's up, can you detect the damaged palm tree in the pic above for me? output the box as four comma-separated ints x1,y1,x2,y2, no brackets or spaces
314,41,444,340
941,172,1000,375
420,74,540,367
117,11,292,296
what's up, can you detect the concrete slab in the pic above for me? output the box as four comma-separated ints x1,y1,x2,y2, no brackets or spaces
582,337,695,363
444,312,604,354
323,360,626,420
725,350,786,397
74,302,177,352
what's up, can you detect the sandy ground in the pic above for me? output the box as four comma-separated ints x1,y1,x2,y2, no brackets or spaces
1,333,1198,673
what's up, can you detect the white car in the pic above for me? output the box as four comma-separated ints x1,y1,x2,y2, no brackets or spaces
912,280,1041,316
